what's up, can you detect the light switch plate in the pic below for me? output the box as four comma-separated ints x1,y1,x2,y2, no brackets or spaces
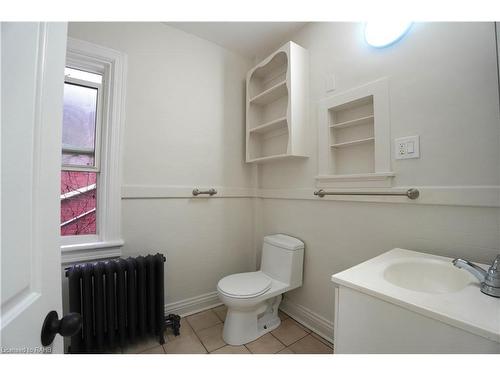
395,135,420,160
325,74,335,92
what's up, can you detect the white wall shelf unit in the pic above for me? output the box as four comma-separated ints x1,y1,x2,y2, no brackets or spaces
316,78,394,188
246,41,309,163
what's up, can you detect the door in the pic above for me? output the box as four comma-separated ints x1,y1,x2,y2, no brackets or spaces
1,22,68,353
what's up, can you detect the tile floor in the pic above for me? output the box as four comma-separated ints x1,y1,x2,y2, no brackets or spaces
125,305,334,354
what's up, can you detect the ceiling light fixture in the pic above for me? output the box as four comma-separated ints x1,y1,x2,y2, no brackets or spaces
364,21,413,48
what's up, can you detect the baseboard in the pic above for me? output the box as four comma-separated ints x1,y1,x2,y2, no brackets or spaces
279,297,334,344
165,291,223,317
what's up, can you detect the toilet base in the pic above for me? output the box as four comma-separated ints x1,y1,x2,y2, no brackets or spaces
222,294,282,346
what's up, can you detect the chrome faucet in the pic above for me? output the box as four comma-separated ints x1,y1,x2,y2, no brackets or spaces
452,255,500,298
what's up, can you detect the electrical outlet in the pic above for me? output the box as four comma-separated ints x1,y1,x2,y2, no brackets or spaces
395,135,420,160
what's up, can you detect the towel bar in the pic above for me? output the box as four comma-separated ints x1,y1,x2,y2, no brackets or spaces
313,188,419,199
192,188,217,196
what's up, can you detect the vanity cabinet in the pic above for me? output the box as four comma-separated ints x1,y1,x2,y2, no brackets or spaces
334,286,500,354
331,249,500,354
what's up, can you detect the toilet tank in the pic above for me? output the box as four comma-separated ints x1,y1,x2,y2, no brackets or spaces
260,234,304,289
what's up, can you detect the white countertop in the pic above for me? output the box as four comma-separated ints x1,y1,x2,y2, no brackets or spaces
331,248,500,343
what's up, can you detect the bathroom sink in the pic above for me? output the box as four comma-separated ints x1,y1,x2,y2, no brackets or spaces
332,249,500,346
383,258,475,293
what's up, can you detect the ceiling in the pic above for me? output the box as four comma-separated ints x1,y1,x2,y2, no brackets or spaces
166,22,308,59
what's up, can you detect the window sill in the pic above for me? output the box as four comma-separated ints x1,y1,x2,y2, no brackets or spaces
61,239,124,264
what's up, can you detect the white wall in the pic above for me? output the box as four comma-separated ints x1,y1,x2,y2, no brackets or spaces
67,22,257,312
258,22,500,188
256,22,500,339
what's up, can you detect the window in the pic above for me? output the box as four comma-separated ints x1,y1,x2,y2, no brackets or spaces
61,68,102,236
61,38,125,258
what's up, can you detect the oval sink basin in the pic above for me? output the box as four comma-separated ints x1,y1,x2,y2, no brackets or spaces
383,258,475,294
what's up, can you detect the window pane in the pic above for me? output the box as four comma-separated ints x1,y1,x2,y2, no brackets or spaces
62,82,98,168
61,171,97,236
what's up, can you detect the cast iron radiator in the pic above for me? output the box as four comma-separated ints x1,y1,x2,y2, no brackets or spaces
66,253,180,353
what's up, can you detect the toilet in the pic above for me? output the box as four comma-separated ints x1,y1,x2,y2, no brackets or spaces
217,234,304,345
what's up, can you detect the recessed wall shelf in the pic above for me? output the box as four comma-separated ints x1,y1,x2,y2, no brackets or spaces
329,115,375,129
316,78,394,188
246,41,309,163
331,137,375,148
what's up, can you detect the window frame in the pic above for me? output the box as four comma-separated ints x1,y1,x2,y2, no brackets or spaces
61,38,126,262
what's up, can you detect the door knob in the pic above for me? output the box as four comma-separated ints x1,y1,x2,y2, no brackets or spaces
41,310,82,346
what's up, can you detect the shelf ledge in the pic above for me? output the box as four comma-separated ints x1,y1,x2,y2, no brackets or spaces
249,80,287,105
330,137,375,148
247,154,308,164
330,115,374,129
249,116,287,134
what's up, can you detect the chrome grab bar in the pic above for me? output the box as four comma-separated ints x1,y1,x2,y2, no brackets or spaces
192,188,217,196
313,188,419,200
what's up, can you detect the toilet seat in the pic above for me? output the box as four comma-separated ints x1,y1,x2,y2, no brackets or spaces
218,271,272,299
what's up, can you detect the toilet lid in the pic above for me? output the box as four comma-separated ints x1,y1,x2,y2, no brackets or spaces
218,271,272,298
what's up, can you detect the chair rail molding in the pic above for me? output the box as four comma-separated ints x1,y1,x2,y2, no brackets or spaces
120,184,499,207
257,186,500,207
121,185,257,199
